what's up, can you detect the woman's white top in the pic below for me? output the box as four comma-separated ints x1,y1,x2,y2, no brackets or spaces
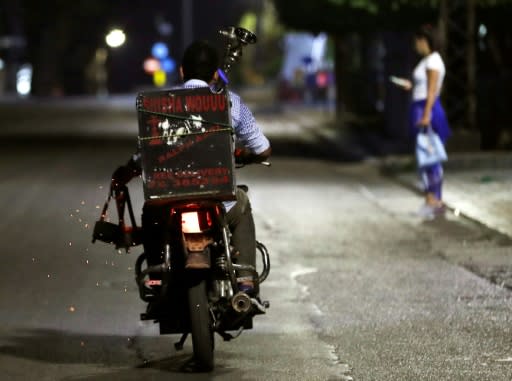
412,51,445,101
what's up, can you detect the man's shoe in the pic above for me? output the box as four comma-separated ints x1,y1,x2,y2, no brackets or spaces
185,252,210,269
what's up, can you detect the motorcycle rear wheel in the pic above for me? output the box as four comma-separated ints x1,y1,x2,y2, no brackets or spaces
188,278,214,371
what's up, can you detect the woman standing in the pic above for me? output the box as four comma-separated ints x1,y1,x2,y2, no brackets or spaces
393,26,451,217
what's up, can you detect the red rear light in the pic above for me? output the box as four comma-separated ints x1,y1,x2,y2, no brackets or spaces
205,211,213,228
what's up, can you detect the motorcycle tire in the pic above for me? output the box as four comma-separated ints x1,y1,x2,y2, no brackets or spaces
188,278,214,371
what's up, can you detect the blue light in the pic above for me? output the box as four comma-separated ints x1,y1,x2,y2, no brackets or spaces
217,68,229,84
151,42,169,60
161,57,176,73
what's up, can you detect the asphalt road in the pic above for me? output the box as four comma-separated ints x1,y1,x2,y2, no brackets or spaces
0,100,511,380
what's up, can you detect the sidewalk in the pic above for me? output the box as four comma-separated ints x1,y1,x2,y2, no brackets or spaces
380,152,512,238
305,99,512,239
377,152,512,292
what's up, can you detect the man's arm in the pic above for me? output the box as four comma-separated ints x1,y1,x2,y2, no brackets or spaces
231,92,271,163
235,146,271,164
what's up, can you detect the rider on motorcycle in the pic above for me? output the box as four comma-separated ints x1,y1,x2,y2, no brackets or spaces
111,40,271,295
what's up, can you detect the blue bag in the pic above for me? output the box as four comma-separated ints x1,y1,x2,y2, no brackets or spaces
415,127,448,168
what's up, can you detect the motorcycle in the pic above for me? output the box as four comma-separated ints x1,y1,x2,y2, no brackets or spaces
92,27,270,371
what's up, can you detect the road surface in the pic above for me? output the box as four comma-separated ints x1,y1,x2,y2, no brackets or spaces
0,99,511,380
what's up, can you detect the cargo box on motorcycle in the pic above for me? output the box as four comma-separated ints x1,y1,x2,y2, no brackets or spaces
136,87,236,202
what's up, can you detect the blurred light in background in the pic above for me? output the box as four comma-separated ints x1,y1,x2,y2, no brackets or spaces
161,57,176,73
16,64,32,96
478,24,487,38
0,58,4,70
156,18,173,37
105,29,126,48
143,57,161,74
151,42,169,60
153,69,166,87
478,24,488,51
144,41,175,87
316,71,329,88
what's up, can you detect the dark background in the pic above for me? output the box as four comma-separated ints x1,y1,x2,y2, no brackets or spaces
0,0,260,95
1,0,512,151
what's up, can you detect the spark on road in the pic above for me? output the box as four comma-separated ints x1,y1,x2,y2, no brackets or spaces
495,357,512,362
290,266,318,280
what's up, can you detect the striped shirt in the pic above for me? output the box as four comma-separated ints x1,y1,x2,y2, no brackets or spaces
181,79,270,154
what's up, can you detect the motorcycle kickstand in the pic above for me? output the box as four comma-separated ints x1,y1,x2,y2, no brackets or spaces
174,333,188,351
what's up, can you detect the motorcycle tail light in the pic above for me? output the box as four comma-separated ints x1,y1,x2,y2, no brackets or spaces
181,209,214,233
181,211,201,233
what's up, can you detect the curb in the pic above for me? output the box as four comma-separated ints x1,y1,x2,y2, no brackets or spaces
380,151,512,175
380,161,512,241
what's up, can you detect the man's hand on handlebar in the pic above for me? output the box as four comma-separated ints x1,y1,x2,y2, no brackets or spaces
234,148,252,165
234,147,271,166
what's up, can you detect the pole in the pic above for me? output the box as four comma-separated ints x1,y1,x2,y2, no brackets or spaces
466,0,477,130
438,0,448,58
182,0,193,50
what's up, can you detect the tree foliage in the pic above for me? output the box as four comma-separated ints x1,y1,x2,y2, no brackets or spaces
274,0,512,33
273,0,436,33
20,0,113,94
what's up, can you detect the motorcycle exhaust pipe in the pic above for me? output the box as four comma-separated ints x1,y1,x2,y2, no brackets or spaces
231,291,252,313
215,297,252,333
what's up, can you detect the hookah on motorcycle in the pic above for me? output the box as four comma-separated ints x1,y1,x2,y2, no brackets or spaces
92,27,271,371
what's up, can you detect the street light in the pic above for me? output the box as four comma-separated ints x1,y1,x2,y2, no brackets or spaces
105,29,126,48
89,28,126,97
16,64,32,96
